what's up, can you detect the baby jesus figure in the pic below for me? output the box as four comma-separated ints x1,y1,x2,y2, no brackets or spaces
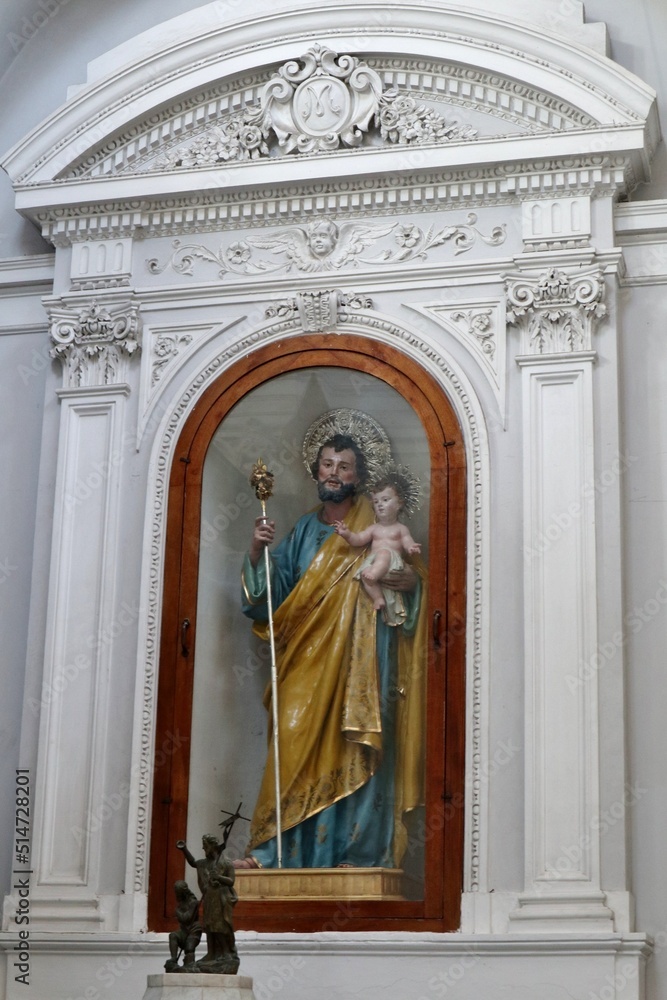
334,477,421,626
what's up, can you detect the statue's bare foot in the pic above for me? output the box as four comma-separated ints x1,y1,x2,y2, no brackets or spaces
233,857,260,869
373,596,386,611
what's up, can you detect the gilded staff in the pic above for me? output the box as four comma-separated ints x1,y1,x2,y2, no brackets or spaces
249,459,282,867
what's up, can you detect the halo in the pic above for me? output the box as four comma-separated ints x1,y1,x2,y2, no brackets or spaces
302,408,392,486
368,463,423,518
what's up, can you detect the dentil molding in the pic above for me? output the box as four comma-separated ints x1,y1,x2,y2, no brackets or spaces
70,53,590,181
35,156,636,248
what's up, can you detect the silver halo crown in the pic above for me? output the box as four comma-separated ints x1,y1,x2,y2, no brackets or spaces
368,463,423,518
302,408,392,487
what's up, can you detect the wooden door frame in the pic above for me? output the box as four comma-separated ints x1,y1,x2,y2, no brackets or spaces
148,333,467,933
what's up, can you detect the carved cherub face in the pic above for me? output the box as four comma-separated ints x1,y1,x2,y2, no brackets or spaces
307,221,338,258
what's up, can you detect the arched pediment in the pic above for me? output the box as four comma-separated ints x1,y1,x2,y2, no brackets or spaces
2,0,659,226
59,51,599,181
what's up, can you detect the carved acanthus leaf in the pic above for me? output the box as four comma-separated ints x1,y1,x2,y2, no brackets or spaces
49,298,140,388
147,215,505,280
506,267,606,354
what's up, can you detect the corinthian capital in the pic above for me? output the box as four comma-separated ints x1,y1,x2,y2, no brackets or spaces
48,297,140,388
506,267,606,355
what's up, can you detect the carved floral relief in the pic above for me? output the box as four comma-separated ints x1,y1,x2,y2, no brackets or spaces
151,45,477,170
147,214,506,280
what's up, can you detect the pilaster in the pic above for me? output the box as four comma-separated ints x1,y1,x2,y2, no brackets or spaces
506,265,615,931
2,295,140,932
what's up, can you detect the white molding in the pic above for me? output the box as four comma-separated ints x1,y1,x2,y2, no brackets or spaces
0,929,653,1000
0,928,653,955
0,323,49,337
73,57,592,181
83,1,610,87
614,202,667,285
510,352,612,932
0,254,55,282
406,296,506,424
138,318,244,439
14,139,646,228
17,387,131,931
3,7,656,187
25,157,637,249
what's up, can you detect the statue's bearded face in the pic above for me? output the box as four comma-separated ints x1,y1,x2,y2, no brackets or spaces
316,446,359,503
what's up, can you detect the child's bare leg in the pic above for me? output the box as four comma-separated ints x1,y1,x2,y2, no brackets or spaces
361,551,392,611
361,550,392,582
361,576,386,611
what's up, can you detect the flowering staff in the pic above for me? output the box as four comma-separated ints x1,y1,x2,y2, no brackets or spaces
249,459,283,867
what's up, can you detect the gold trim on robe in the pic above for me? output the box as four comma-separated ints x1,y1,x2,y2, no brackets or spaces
248,495,427,863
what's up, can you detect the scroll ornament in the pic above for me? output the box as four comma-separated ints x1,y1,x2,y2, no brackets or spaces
49,299,140,387
153,45,477,168
506,267,607,354
264,289,373,332
147,215,506,280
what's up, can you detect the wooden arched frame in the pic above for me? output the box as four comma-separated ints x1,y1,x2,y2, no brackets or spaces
148,333,466,932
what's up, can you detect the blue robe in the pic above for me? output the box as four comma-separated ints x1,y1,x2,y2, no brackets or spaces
241,501,421,868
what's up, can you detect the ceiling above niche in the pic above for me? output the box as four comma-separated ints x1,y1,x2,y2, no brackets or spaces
60,47,598,181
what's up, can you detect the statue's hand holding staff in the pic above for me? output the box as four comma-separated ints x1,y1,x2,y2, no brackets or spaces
249,515,275,567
